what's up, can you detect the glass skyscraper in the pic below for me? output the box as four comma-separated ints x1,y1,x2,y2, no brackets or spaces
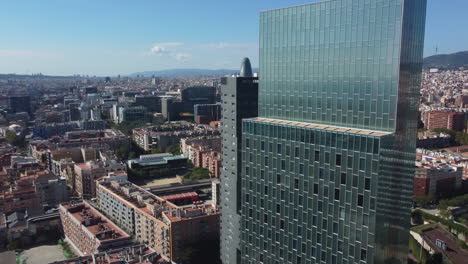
237,0,426,264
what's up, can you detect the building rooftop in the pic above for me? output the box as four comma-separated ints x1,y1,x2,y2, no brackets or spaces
49,245,170,264
61,201,130,242
248,117,391,137
98,180,219,223
421,225,468,264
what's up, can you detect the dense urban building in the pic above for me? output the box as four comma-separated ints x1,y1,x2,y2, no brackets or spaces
414,164,463,197
96,180,220,262
220,57,259,264
0,170,68,213
48,244,171,264
59,201,132,256
181,136,222,177
1,207,61,248
422,110,465,131
135,95,162,113
127,153,188,172
8,95,31,114
221,1,427,264
194,103,222,125
74,160,126,199
118,106,148,123
132,121,219,151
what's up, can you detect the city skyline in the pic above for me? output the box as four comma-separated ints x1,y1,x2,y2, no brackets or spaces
0,0,466,76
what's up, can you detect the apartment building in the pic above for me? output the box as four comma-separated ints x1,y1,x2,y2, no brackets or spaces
59,201,132,256
96,180,219,262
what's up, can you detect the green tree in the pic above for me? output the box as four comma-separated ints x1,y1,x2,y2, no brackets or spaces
151,147,163,154
184,167,211,180
413,195,434,207
166,144,181,155
411,210,424,225
426,252,443,264
5,131,25,148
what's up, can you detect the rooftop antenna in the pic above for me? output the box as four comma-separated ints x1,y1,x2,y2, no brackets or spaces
435,45,438,55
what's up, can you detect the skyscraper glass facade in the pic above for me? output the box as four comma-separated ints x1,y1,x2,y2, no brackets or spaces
238,0,426,263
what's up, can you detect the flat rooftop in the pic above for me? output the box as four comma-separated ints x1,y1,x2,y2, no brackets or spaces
98,180,219,222
62,201,130,242
248,117,391,137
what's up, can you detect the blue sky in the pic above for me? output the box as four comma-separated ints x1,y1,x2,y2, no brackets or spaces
0,0,467,76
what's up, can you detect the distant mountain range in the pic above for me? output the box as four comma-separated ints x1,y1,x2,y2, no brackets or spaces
423,51,468,69
132,51,468,77
129,68,259,77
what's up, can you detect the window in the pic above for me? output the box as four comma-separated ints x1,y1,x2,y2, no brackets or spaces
336,154,342,166
276,174,281,184
305,149,309,159
277,143,282,153
325,152,330,164
261,141,265,151
295,147,299,158
358,194,364,207
299,164,304,175
294,179,299,189
280,220,285,230
333,222,338,234
246,139,250,148
281,160,286,170
334,189,340,201
353,176,358,188
276,204,280,213
315,150,320,161
359,158,366,171
314,183,319,194
341,173,346,185
365,178,371,190
319,168,324,179
361,249,367,261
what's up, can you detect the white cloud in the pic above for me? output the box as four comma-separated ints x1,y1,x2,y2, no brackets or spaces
173,53,192,62
201,42,258,49
149,42,184,55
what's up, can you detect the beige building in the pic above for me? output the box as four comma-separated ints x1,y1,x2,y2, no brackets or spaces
96,180,220,262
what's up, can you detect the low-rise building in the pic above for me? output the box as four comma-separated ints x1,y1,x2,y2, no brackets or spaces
2,207,61,247
127,153,187,172
59,201,132,256
48,244,171,264
132,122,219,151
414,164,463,197
96,180,220,262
